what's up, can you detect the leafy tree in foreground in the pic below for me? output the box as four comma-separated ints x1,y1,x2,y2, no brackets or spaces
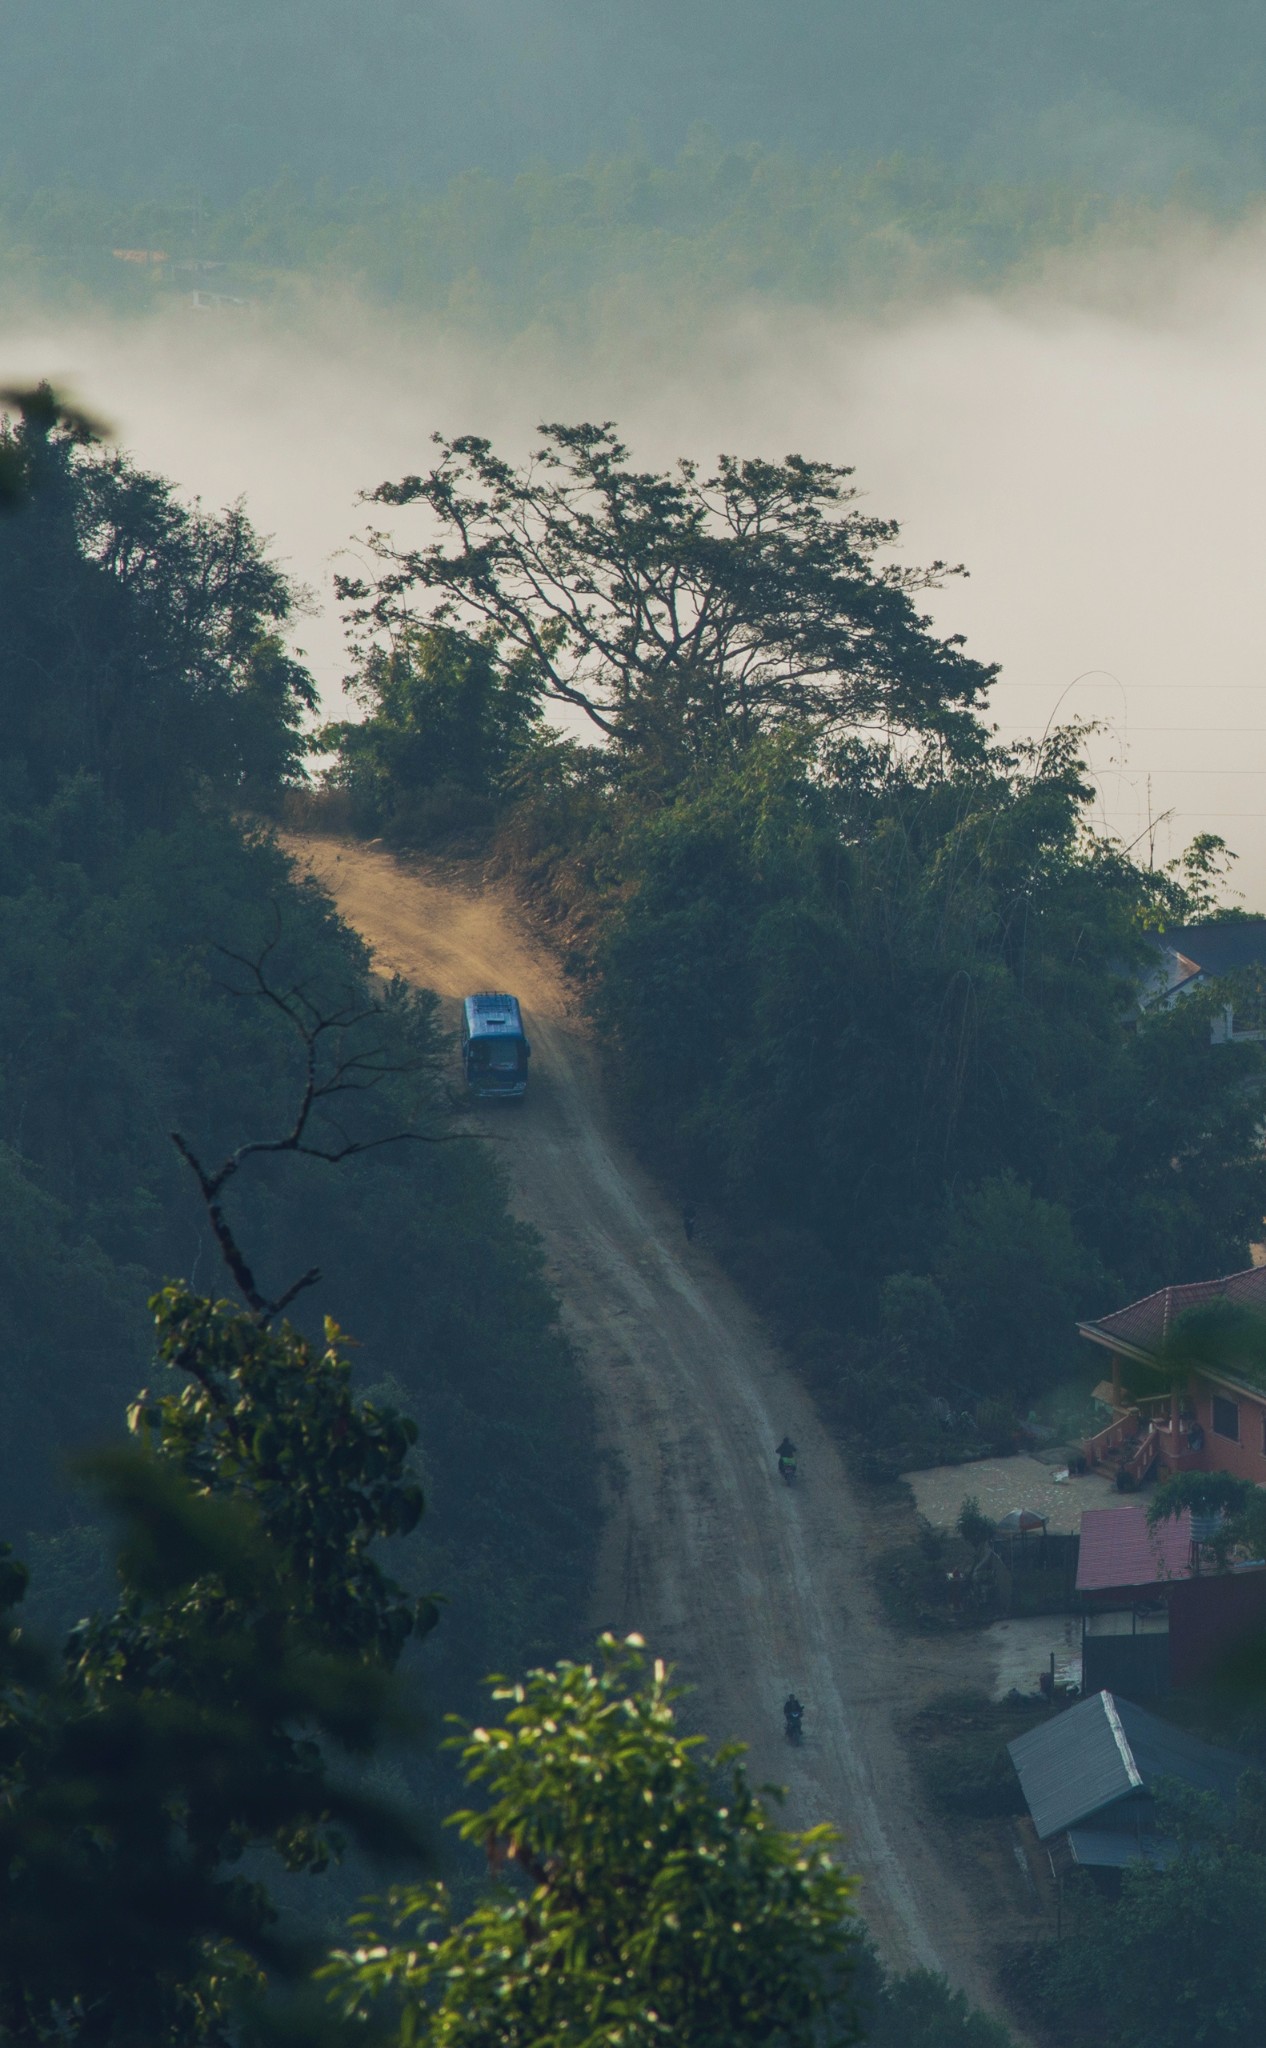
0,1286,431,2045
343,423,995,777
323,1634,859,2048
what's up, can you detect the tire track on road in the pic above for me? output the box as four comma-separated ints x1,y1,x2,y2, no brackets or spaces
282,833,1003,2013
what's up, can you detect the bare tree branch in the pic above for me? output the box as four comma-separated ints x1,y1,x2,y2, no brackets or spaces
172,928,461,1321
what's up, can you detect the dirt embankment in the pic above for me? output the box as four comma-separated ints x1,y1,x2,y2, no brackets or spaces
282,832,1005,2013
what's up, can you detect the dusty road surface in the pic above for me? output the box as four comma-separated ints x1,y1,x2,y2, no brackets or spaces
283,832,1001,2008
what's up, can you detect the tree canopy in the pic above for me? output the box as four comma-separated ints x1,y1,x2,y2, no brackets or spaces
0,1288,428,2044
320,624,541,843
0,389,599,1819
347,425,994,777
0,392,316,823
336,420,1266,1474
324,1634,860,2048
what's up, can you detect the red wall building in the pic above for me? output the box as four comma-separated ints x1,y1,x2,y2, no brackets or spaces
1078,1263,1266,1487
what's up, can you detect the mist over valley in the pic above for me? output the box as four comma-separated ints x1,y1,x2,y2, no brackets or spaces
5,11,1266,2046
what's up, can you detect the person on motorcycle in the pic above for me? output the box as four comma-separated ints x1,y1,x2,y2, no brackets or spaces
783,1693,804,1741
776,1435,798,1481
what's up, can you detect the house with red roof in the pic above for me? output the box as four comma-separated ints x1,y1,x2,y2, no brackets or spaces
1077,1260,1266,1488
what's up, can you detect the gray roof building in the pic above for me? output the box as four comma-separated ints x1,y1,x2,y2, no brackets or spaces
1147,919,1266,1043
1008,1690,1244,1848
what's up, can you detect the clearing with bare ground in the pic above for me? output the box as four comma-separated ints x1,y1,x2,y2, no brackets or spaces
282,831,1014,2017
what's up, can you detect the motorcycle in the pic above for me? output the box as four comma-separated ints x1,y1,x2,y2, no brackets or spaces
784,1703,804,1745
778,1452,797,1486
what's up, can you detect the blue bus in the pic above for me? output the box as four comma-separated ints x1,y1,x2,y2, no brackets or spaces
461,992,531,1100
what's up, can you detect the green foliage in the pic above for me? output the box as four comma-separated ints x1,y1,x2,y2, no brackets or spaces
879,1272,954,1363
0,153,1162,337
934,1173,1099,1399
1154,1300,1266,1392
331,421,1266,1485
0,398,316,825
1015,1840,1266,2048
859,1961,1016,2048
0,394,599,1790
1149,1470,1254,1529
347,426,996,775
322,625,541,844
0,1291,430,2044
956,1497,995,1551
126,1286,429,1660
514,715,1266,1436
322,1634,859,2048
1147,1461,1266,1585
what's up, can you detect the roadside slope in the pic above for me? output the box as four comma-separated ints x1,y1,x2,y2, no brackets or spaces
283,832,997,2003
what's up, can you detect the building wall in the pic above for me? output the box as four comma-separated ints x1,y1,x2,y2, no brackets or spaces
1170,1568,1266,1688
1190,1380,1266,1484
1083,1630,1171,1700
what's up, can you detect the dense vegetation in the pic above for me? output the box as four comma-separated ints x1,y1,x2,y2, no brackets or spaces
1007,1777,1266,2048
2,0,1265,200
8,0,1266,338
329,421,1266,1477
0,390,598,1722
0,1286,432,2041
319,420,1266,2046
0,391,1020,2045
0,149,1174,335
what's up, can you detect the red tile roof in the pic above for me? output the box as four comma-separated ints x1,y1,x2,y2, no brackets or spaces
1076,1505,1194,1594
1082,1262,1266,1358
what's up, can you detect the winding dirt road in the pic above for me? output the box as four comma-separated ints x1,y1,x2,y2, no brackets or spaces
283,833,999,2008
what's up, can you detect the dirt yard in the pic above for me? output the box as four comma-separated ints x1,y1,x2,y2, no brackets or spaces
903,1454,1135,1535
281,832,1022,2022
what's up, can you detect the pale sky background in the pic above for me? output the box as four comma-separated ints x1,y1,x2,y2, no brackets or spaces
6,216,1266,900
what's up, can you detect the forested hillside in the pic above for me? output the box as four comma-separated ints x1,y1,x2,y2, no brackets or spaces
328,422,1266,1476
7,0,1263,336
0,389,996,2048
0,390,598,1714
0,148,1164,334
1,0,1264,198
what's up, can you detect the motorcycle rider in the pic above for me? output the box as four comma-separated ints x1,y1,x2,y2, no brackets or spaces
783,1692,804,1741
776,1435,798,1480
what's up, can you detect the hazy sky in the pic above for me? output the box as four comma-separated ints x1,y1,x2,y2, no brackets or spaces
6,218,1266,900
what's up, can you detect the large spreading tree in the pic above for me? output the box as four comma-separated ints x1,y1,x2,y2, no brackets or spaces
342,423,995,779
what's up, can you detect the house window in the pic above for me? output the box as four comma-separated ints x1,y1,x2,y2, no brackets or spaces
1212,1395,1240,1442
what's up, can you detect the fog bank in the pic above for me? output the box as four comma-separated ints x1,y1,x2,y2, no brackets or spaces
6,220,1266,896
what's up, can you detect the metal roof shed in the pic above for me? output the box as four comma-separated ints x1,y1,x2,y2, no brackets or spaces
1008,1689,1244,1841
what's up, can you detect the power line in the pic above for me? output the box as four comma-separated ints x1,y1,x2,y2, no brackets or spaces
993,724,1266,736
991,683,1266,692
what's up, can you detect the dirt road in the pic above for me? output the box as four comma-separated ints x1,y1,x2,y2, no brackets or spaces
283,833,998,2006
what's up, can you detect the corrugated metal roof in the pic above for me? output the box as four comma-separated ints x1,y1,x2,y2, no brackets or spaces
1008,1690,1244,1840
1076,1505,1193,1593
1066,1827,1178,1870
1010,1692,1143,1839
1117,1696,1244,1807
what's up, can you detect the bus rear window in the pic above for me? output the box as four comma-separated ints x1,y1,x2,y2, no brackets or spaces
470,1037,525,1069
